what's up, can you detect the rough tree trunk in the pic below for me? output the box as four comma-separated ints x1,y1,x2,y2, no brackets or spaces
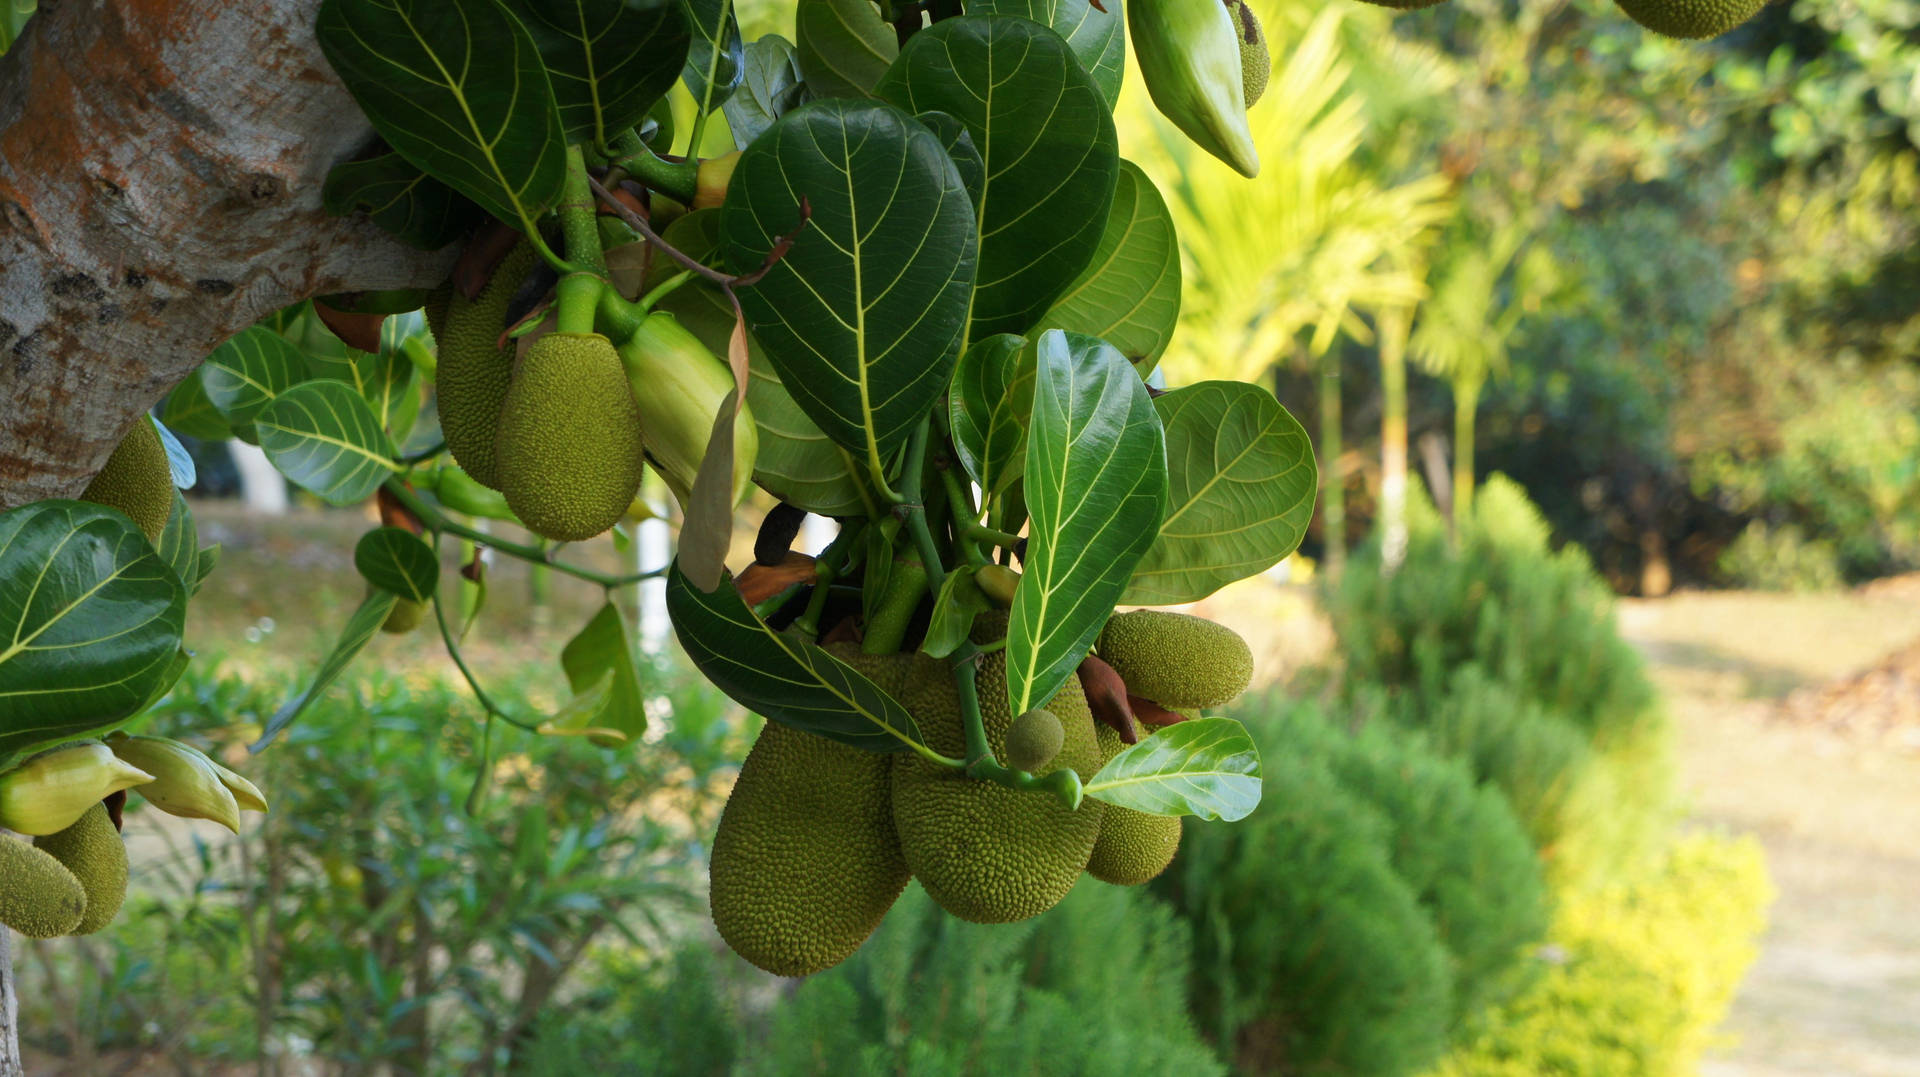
0,0,455,508
0,1,461,1064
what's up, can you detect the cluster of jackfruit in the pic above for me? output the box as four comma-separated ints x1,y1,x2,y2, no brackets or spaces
707,609,1254,978
1,804,127,939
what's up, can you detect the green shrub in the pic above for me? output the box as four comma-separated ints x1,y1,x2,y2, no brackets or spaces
1431,834,1773,1077
1717,520,1845,592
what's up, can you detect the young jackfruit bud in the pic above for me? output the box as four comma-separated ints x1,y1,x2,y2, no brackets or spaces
0,837,87,939
381,596,428,634
692,151,743,210
0,743,155,836
34,803,129,935
1006,709,1065,772
105,735,242,833
81,416,174,544
976,564,1020,607
496,332,648,542
1129,0,1260,177
1228,0,1269,107
614,313,759,511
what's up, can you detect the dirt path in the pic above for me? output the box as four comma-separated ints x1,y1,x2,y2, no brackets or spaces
1616,590,1920,1077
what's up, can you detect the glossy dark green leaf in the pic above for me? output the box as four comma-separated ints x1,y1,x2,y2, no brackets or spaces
920,566,992,659
1005,330,1166,717
666,561,925,752
559,601,647,746
964,0,1124,109
354,527,440,602
255,381,399,505
0,502,188,769
794,0,896,98
947,333,1032,507
159,367,233,442
1122,382,1316,605
723,34,808,147
316,0,567,225
912,111,985,208
680,0,744,113
322,150,483,250
200,326,310,442
1085,717,1262,819
720,99,977,470
509,0,691,146
155,490,198,590
251,589,399,751
194,546,221,597
1033,160,1180,373
877,16,1118,340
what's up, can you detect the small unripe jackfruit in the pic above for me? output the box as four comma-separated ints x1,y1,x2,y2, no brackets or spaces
1611,0,1765,38
0,836,86,938
892,626,1106,924
436,243,538,490
496,332,647,542
382,596,427,634
1096,610,1253,709
1006,709,1064,773
1086,726,1182,886
0,743,155,836
1228,0,1269,107
709,646,910,976
34,803,128,935
82,416,173,544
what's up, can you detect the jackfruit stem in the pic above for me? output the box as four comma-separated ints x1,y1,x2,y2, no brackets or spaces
949,646,1084,809
382,478,664,590
555,146,610,336
611,143,700,206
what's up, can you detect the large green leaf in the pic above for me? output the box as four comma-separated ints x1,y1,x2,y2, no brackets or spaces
0,502,187,769
912,111,985,208
720,99,977,471
964,0,1124,110
510,0,691,147
1032,160,1180,373
316,0,566,226
154,490,199,591
877,16,1118,341
1005,330,1166,716
255,381,399,505
666,562,925,752
794,0,896,98
200,326,310,442
653,212,868,516
559,601,647,746
947,333,1032,507
159,367,232,441
354,527,440,602
723,34,808,148
322,150,483,250
1085,717,1262,820
1121,382,1316,605
679,0,744,113
252,589,399,751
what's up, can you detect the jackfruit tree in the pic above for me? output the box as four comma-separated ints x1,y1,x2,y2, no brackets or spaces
0,0,1758,1061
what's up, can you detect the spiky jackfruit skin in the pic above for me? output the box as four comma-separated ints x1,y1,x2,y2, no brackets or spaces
436,244,537,490
1006,709,1064,773
1096,610,1253,709
709,646,910,977
0,836,86,938
1611,0,1764,38
34,804,127,935
1229,0,1269,107
1086,727,1183,886
81,417,172,544
891,645,1106,924
495,332,646,542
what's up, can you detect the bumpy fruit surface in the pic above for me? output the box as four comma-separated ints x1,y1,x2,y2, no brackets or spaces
107,735,241,832
709,646,911,976
1611,0,1765,38
615,313,758,510
1096,609,1253,709
1005,709,1065,773
496,332,647,542
436,243,538,490
1229,0,1269,107
81,416,173,544
1086,726,1183,886
892,623,1106,923
0,836,86,938
1130,0,1260,176
0,743,154,837
34,803,128,935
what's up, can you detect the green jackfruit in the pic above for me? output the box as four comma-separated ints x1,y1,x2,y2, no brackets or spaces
382,596,427,634
1611,0,1764,38
81,416,172,544
495,332,646,542
34,803,127,935
1006,709,1064,773
0,835,86,938
892,630,1106,924
1230,0,1269,108
435,243,537,490
1086,726,1182,886
1096,610,1253,709
709,646,910,976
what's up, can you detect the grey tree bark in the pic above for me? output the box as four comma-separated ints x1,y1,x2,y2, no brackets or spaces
0,2,460,1068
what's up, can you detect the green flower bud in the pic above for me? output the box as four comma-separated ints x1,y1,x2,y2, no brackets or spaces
615,312,759,511
1130,0,1260,177
105,735,241,833
0,743,154,836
